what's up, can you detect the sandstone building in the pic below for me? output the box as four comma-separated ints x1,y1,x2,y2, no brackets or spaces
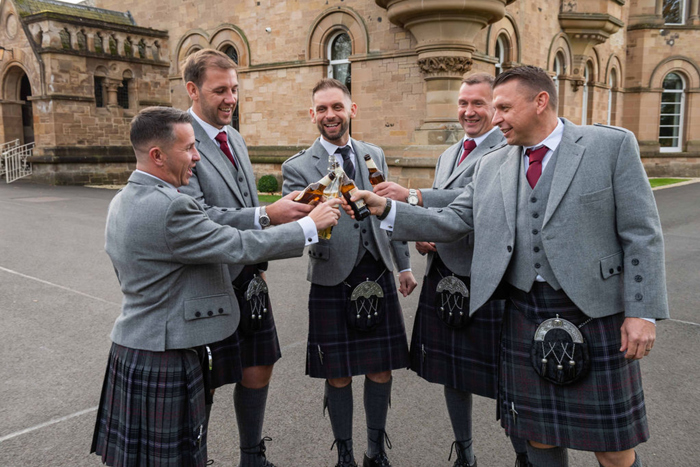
1,0,698,185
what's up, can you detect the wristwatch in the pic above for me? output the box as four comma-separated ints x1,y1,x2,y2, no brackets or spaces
406,189,419,206
259,206,271,228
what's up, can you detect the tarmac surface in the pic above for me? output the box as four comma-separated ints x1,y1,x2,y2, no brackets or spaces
0,179,698,466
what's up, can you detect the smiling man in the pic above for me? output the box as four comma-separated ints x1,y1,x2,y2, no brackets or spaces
179,49,316,467
282,78,417,467
91,106,340,467
372,72,528,467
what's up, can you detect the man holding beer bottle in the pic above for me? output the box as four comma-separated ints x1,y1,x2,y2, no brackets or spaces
282,78,417,467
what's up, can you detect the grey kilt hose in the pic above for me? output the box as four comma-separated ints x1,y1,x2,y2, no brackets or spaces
306,254,410,379
410,255,503,398
91,343,209,467
207,265,282,389
499,283,649,452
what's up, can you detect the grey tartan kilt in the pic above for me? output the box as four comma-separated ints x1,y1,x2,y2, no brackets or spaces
499,283,649,452
306,254,410,379
409,256,503,398
208,266,282,389
91,343,209,467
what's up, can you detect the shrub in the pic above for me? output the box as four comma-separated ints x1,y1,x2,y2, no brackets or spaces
257,174,279,194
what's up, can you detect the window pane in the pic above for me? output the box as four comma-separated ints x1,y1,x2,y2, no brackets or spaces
223,45,238,64
660,114,681,126
663,72,683,90
118,79,129,109
332,33,351,61
94,77,104,108
659,137,678,148
333,63,351,90
659,126,680,138
663,0,683,23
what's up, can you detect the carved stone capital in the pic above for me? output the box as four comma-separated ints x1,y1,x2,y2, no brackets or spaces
418,56,473,77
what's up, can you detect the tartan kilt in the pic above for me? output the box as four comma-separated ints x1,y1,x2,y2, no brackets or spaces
409,256,503,398
91,343,208,467
499,283,649,452
208,266,282,389
306,254,410,379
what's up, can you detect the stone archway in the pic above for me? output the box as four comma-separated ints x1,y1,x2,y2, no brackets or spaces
1,65,34,145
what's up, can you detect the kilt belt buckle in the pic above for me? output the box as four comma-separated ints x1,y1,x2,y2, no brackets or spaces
347,280,385,332
530,314,591,386
435,275,471,329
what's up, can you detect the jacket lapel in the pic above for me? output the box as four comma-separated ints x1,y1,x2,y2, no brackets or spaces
310,139,332,179
543,120,585,227
191,118,246,206
443,130,504,188
438,143,466,188
351,140,371,189
226,127,258,207
499,145,521,235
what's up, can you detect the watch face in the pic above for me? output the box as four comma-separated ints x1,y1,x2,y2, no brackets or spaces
407,195,419,205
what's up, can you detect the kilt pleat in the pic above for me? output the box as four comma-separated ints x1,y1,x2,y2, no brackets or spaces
409,257,503,398
499,283,649,452
208,267,282,389
306,254,410,379
91,343,208,467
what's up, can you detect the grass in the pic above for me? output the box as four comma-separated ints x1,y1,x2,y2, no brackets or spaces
649,178,690,188
258,193,282,203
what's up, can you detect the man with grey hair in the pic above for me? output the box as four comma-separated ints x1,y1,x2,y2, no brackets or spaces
91,106,340,467
374,72,528,467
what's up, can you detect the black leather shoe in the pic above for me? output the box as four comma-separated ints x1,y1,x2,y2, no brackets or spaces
331,438,357,467
449,440,476,467
514,453,532,467
453,456,476,467
362,452,391,467
240,436,277,467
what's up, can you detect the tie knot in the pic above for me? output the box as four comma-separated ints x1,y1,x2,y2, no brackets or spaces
463,139,477,152
215,131,228,144
526,145,548,163
335,145,352,161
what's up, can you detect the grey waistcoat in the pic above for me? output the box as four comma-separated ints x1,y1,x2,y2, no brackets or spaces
353,164,381,266
504,147,562,292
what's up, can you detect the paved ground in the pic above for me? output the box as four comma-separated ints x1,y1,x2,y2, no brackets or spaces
0,180,698,466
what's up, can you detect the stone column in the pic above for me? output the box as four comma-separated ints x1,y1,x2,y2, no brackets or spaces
689,0,700,25
375,0,510,144
105,79,122,108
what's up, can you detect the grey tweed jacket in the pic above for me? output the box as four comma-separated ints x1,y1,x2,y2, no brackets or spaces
390,119,669,320
106,171,306,352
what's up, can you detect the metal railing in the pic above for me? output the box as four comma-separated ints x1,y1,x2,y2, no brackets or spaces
0,139,20,178
2,141,34,183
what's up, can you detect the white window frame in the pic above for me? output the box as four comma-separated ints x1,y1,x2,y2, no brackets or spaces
659,72,685,153
495,35,506,76
581,64,590,125
607,70,616,126
327,32,351,79
553,53,564,94
663,0,686,25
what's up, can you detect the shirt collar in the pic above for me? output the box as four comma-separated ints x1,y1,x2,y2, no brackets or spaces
464,126,499,147
522,118,564,156
134,169,177,190
188,108,226,142
319,137,355,158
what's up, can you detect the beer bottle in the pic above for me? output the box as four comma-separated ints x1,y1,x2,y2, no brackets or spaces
294,172,336,204
318,171,340,240
364,154,386,186
339,172,370,220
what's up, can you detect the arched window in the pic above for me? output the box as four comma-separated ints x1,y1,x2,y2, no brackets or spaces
607,69,618,126
495,35,507,76
553,52,565,95
117,79,130,109
581,62,593,125
659,72,685,152
327,32,351,91
663,0,686,25
222,45,240,131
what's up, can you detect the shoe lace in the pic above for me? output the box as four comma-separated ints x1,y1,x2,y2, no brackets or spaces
241,436,272,459
448,440,474,463
371,451,391,467
514,453,531,467
330,438,355,466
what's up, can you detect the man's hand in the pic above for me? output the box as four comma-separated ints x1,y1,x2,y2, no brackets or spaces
415,242,436,255
398,270,418,297
308,198,342,230
266,191,314,225
620,317,656,360
349,190,387,217
374,181,409,201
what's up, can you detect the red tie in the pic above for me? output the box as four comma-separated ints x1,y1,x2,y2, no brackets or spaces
215,131,237,169
458,139,477,165
525,145,549,188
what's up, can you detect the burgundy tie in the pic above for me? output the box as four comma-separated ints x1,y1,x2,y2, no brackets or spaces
525,145,549,188
215,131,237,169
458,139,477,165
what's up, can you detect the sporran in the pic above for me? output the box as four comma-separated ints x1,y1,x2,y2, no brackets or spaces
345,272,386,332
235,275,271,335
434,274,471,329
530,314,591,385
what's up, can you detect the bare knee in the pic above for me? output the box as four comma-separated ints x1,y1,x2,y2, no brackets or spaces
595,449,636,467
240,364,274,389
528,440,557,450
366,371,392,384
328,376,352,388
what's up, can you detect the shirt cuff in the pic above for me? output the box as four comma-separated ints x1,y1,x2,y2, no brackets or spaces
253,207,262,230
380,200,398,231
641,317,656,325
398,268,412,274
297,216,318,246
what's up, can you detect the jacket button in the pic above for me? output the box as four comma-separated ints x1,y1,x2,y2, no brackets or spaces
221,208,227,212
354,223,359,229
632,259,639,266
364,241,369,246
437,209,443,213
535,263,541,269
402,241,407,245
195,311,201,318
635,293,643,301
308,238,312,242
208,310,213,316
157,185,163,188
244,192,249,197
218,308,224,314
533,247,540,253
609,268,614,274
532,229,539,235
507,246,513,252
617,266,622,272
635,275,643,282
238,177,243,182
319,252,323,257
362,229,367,234
531,197,537,203
532,212,539,219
